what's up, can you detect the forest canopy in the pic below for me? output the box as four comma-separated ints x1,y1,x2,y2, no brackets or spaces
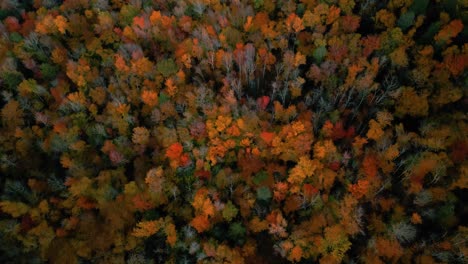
0,0,467,263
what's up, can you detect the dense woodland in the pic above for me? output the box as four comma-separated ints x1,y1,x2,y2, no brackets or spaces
0,0,467,263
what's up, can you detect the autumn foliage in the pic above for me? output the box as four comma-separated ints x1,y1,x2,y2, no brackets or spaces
0,0,467,263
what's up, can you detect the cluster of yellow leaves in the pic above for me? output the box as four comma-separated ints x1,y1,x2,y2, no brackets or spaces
338,195,362,235
165,222,177,246
289,77,305,98
389,46,408,67
66,59,96,87
303,4,340,28
288,156,321,193
214,115,233,133
131,57,154,77
395,87,429,117
132,126,150,145
1,100,24,128
192,188,215,217
313,140,337,160
0,201,30,217
202,242,245,263
274,101,297,122
271,119,314,161
67,177,92,197
248,217,269,233
27,221,56,259
207,138,236,165
376,9,396,28
132,219,164,237
257,48,277,70
366,119,384,141
318,225,352,263
380,144,400,173
376,111,393,127
190,188,215,233
318,168,338,191
36,14,68,34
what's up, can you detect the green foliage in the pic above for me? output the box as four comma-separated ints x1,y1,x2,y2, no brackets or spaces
419,21,441,43
397,11,415,31
222,201,238,222
256,186,271,201
1,71,23,90
313,45,327,63
119,5,140,26
156,59,178,78
252,171,268,185
39,64,59,81
228,222,246,244
158,92,170,105
9,32,23,43
254,0,264,10
409,0,430,15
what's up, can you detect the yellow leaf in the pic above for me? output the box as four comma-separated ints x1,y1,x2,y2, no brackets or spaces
38,200,49,214
248,217,268,233
68,177,92,197
28,221,55,259
165,223,177,246
367,119,384,141
0,201,30,218
124,182,139,197
54,15,68,34
132,127,150,145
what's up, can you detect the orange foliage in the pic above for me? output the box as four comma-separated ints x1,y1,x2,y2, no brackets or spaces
248,217,269,233
411,213,422,224
435,20,464,43
289,245,303,262
190,215,211,233
132,219,164,237
349,179,369,199
165,142,183,159
367,119,384,141
362,154,378,178
141,90,158,107
286,13,304,33
374,237,403,260
327,6,341,25
132,194,154,211
165,223,177,246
